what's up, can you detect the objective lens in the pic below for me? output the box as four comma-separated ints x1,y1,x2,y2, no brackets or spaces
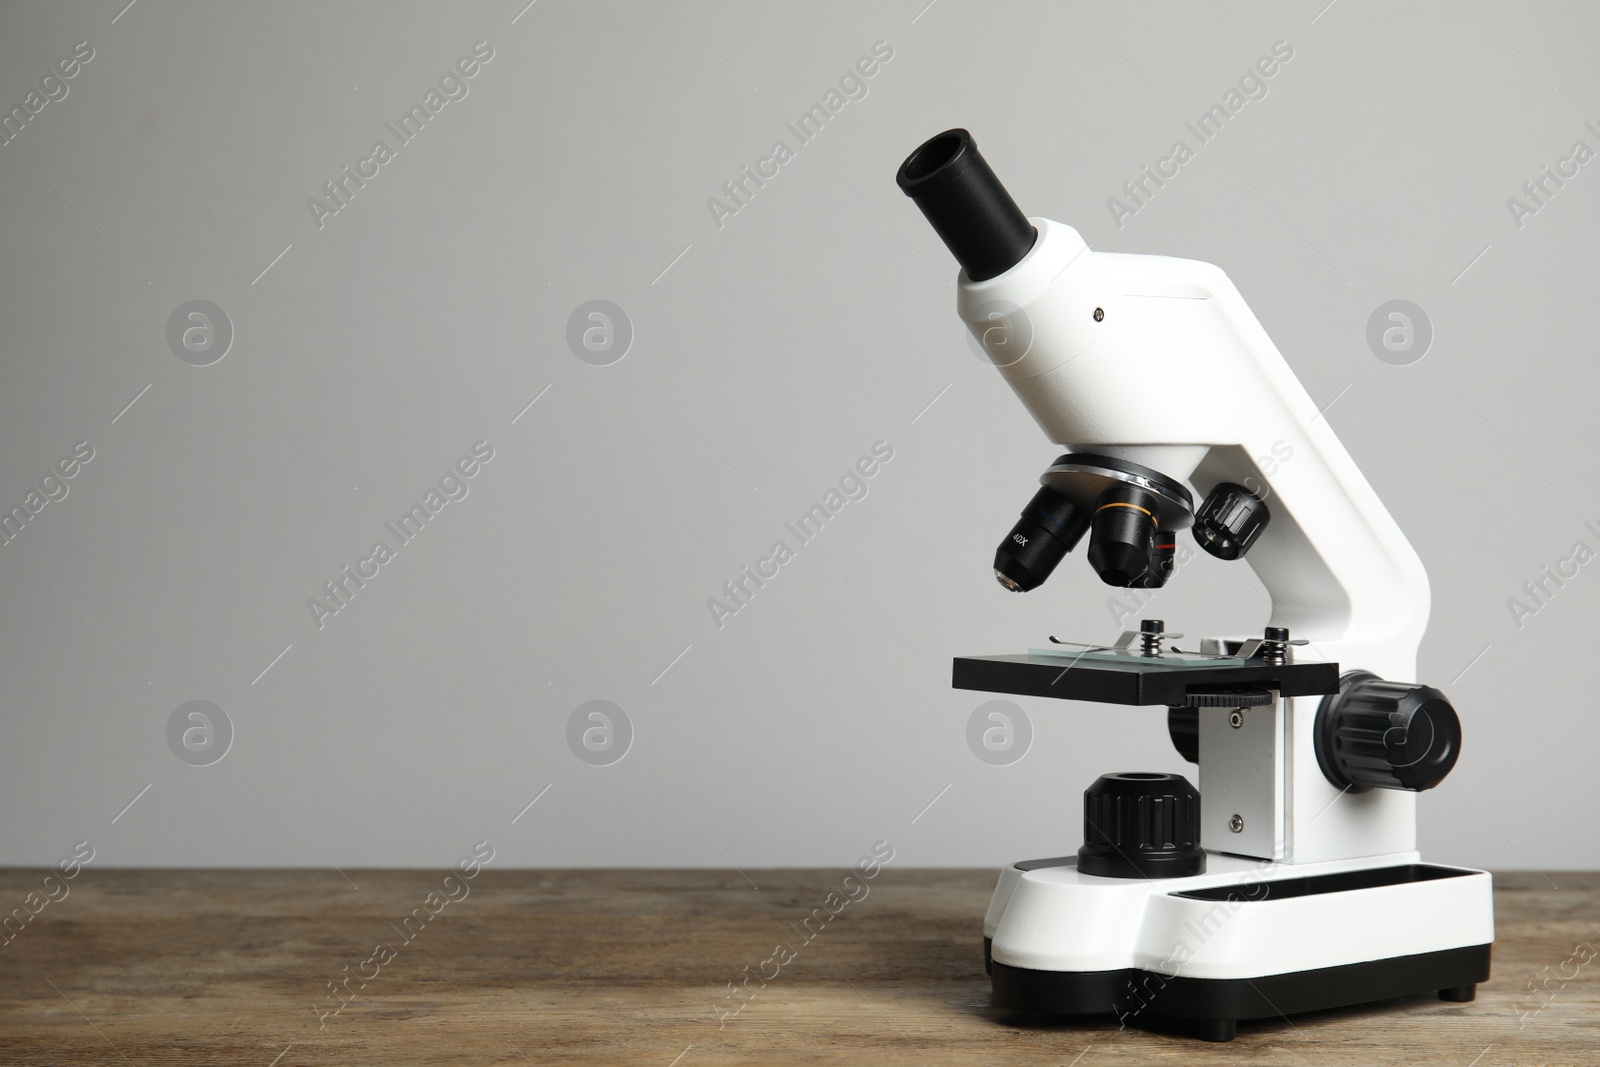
1087,485,1161,587
1127,532,1176,589
994,486,1089,592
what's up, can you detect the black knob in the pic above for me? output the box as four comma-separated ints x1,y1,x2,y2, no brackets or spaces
1194,482,1270,561
1078,772,1204,879
1315,671,1462,792
994,486,1090,592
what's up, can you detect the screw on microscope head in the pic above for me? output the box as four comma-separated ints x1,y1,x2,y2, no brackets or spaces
1229,814,1244,833
1093,307,1105,322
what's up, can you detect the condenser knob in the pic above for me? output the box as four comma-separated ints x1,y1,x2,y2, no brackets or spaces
1314,671,1462,792
1193,482,1269,561
1077,772,1204,878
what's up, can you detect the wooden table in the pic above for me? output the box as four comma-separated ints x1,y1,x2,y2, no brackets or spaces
1,868,1595,1065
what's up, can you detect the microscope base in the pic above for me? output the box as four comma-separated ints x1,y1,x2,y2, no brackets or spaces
985,940,1489,1042
983,852,1494,1042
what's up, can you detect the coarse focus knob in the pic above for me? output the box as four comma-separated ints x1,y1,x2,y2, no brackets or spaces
1078,772,1204,879
1193,482,1270,561
1315,671,1462,792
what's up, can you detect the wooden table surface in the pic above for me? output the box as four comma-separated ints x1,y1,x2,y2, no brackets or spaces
1,867,1596,1065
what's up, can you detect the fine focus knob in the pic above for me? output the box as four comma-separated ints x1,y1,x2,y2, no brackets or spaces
1315,671,1462,792
1078,772,1204,879
1193,482,1270,561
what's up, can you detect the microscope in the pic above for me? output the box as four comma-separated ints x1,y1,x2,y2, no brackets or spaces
896,130,1493,1042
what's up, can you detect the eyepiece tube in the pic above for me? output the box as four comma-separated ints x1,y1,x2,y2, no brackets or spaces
896,128,1036,282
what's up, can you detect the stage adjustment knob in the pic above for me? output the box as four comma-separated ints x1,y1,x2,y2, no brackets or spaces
1315,671,1462,792
1077,772,1204,879
1193,482,1269,560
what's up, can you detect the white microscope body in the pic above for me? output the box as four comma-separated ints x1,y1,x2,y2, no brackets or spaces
897,130,1493,1041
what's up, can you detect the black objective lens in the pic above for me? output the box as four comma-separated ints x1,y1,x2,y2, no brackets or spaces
1127,531,1176,589
1087,485,1161,587
994,486,1089,592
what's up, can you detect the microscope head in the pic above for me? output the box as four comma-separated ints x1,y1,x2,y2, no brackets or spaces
899,129,1268,593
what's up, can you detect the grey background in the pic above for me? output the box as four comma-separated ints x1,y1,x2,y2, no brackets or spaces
1,0,1596,873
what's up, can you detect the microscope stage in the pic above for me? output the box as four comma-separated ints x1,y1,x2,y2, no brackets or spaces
952,652,1340,707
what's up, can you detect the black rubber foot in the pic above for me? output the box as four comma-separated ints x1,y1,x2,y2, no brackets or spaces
1196,1018,1236,1042
1439,985,1476,1002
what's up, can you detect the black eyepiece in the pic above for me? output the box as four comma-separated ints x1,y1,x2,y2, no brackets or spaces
897,128,1036,282
1087,485,1161,588
994,486,1089,592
